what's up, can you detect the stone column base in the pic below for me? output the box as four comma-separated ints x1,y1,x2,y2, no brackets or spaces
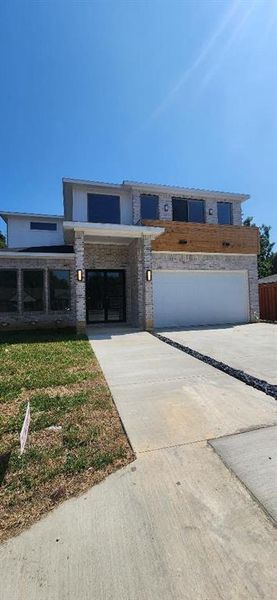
76,321,87,335
145,318,154,331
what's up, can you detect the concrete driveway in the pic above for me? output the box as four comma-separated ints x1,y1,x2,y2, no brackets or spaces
1,327,277,599
159,323,277,384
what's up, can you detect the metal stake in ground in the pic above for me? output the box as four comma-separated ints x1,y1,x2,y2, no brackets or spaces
20,402,31,455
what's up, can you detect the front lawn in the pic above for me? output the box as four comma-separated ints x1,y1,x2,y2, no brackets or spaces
0,329,133,543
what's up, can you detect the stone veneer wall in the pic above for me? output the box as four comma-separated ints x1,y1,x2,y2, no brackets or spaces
152,252,259,321
132,190,242,226
0,256,75,330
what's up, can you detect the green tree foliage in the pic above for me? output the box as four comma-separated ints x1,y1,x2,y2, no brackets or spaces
243,217,275,278
0,232,6,248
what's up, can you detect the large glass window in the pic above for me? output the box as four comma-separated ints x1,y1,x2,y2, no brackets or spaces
189,200,205,223
49,270,71,311
140,194,159,220
23,270,44,312
217,202,233,225
172,198,205,223
87,194,120,224
0,270,17,312
172,198,188,222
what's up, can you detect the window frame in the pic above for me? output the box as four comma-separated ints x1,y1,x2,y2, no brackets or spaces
22,269,45,313
87,193,121,224
48,269,71,312
30,222,57,231
217,202,233,225
140,194,159,221
172,197,205,223
0,269,18,313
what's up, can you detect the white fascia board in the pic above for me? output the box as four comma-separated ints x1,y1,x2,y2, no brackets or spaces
62,178,123,191
122,181,249,202
63,221,164,239
0,211,64,220
0,252,75,259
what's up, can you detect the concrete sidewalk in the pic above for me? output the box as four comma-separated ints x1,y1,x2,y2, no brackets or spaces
1,327,277,599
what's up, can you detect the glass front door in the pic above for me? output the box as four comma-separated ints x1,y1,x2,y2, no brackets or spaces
86,270,126,323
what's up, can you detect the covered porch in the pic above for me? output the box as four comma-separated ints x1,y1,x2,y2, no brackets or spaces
63,221,164,333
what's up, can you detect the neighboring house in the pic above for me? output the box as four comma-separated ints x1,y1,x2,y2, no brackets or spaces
0,179,260,332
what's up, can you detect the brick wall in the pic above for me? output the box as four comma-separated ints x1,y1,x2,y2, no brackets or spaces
0,256,75,330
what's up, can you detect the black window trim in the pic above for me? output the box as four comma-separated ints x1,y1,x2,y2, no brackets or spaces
30,222,57,231
140,193,160,221
217,201,233,225
87,192,121,224
22,268,45,313
48,269,72,313
172,197,206,223
0,268,19,313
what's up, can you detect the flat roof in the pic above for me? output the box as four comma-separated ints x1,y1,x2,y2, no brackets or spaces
62,177,249,201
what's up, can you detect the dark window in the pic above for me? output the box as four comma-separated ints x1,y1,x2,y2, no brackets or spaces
217,202,233,225
172,198,188,222
172,198,205,223
140,195,159,220
0,270,17,312
49,270,71,311
30,222,57,231
23,270,44,312
87,194,120,224
188,200,205,223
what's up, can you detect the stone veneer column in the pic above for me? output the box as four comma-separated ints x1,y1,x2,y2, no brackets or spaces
248,255,260,321
205,199,218,224
158,193,172,220
132,191,141,224
232,202,242,225
142,235,154,330
74,231,86,333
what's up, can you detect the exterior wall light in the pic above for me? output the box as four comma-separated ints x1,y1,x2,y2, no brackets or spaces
164,204,169,212
209,208,213,215
146,269,152,282
76,269,83,282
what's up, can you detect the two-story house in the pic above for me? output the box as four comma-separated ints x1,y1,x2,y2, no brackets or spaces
0,178,260,332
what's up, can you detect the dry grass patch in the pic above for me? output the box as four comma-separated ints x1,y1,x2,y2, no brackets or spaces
0,329,134,543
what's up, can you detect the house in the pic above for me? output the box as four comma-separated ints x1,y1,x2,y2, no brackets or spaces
0,179,260,332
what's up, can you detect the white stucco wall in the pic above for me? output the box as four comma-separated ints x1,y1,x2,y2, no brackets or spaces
72,186,133,225
7,216,64,248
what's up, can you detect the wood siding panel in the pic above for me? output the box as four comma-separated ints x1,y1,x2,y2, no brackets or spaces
143,220,260,254
259,283,277,321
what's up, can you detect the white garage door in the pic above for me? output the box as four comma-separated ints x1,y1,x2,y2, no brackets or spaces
153,270,249,328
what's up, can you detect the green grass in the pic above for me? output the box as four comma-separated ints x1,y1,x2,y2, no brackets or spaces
0,329,133,542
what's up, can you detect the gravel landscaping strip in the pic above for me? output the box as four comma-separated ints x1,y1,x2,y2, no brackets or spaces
152,332,277,401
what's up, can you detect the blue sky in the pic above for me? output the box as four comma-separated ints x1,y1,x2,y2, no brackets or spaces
0,0,276,243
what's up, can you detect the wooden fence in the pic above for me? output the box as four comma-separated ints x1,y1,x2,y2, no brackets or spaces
259,282,277,321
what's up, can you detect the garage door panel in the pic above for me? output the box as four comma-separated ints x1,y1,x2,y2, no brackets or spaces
153,271,249,328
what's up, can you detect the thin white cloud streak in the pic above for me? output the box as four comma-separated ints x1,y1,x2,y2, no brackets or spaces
148,0,261,122
199,0,258,91
149,0,241,120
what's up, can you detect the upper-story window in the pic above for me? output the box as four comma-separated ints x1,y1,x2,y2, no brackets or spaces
217,202,233,225
140,194,159,220
172,198,205,223
30,222,57,230
87,193,120,224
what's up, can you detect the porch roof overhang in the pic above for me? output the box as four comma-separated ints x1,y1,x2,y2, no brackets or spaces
63,221,165,245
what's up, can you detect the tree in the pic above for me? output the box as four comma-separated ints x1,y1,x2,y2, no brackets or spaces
243,217,275,279
0,232,6,248
272,252,277,275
